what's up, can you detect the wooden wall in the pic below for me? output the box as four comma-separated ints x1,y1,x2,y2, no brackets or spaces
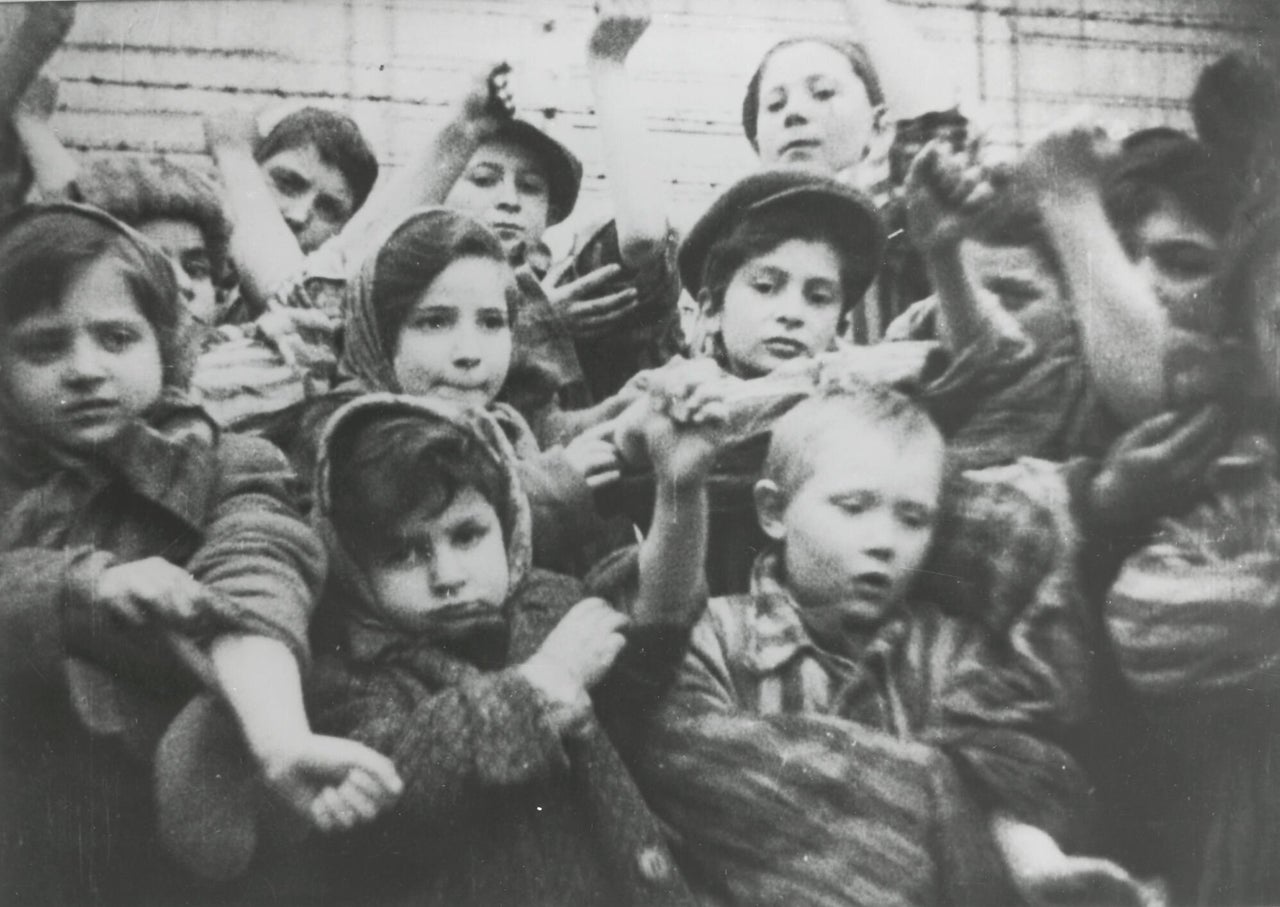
28,0,1279,231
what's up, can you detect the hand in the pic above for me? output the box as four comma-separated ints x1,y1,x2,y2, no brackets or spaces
203,107,260,154
1010,853,1160,907
460,61,515,125
95,557,221,629
903,140,992,252
588,0,652,66
255,305,338,369
541,261,640,339
1089,405,1228,528
529,597,629,691
17,74,58,121
562,423,623,489
257,734,404,833
995,115,1117,202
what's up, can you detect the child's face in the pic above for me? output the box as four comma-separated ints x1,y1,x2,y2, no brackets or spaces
762,420,943,629
445,138,552,258
961,239,1069,347
138,218,217,325
365,486,511,635
1128,193,1222,332
259,143,356,254
754,42,878,175
706,238,843,377
392,256,513,407
0,258,164,451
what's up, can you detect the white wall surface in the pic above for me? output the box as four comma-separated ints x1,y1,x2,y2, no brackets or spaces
26,0,1278,233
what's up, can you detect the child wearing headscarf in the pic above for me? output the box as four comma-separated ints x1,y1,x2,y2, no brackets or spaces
304,390,713,906
0,204,398,903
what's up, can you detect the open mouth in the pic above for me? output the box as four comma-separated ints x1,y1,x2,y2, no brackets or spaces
762,337,808,358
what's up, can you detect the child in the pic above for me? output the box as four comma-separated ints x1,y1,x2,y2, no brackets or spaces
284,207,622,576
893,124,1237,472
740,0,967,339
607,166,896,594
0,204,398,902
73,155,232,327
1103,203,1280,905
253,106,378,257
305,391,712,906
632,383,1148,907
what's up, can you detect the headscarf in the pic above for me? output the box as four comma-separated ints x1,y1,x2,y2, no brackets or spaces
335,207,547,458
0,203,211,479
312,393,533,662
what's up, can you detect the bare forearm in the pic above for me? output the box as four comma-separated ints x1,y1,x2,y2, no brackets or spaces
1041,190,1169,422
211,145,306,304
209,634,310,761
927,239,1018,354
589,60,668,265
334,115,498,268
636,475,708,626
839,0,955,118
13,113,78,198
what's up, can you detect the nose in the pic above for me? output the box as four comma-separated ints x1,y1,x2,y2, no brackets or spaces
280,193,314,234
169,257,195,304
495,175,521,212
774,288,807,329
64,336,108,386
430,548,467,598
451,323,483,370
782,96,811,129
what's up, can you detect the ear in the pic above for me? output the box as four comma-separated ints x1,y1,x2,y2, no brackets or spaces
753,478,789,541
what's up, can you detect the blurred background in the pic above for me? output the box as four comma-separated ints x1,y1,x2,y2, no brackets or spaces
16,0,1278,234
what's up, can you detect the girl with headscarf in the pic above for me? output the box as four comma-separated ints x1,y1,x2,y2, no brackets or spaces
0,204,397,902
283,207,624,576
304,391,710,906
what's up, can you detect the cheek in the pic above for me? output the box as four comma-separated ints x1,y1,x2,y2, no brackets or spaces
392,335,444,387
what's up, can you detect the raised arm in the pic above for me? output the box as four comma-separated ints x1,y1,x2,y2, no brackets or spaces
905,140,1023,355
838,0,956,119
13,77,79,199
587,0,668,266
204,108,307,305
330,63,515,270
1007,123,1173,424
0,3,75,120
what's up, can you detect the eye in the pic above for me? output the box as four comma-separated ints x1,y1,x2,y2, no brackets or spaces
478,309,509,331
11,330,67,364
270,168,306,197
182,256,212,281
467,168,500,188
314,194,350,225
410,308,456,331
451,520,490,548
96,324,142,353
811,85,836,101
834,492,875,515
805,284,839,306
749,275,778,294
896,502,934,530
1152,244,1216,281
764,91,786,114
518,173,548,196
379,542,428,568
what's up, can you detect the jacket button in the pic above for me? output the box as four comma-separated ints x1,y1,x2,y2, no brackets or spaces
637,846,672,883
